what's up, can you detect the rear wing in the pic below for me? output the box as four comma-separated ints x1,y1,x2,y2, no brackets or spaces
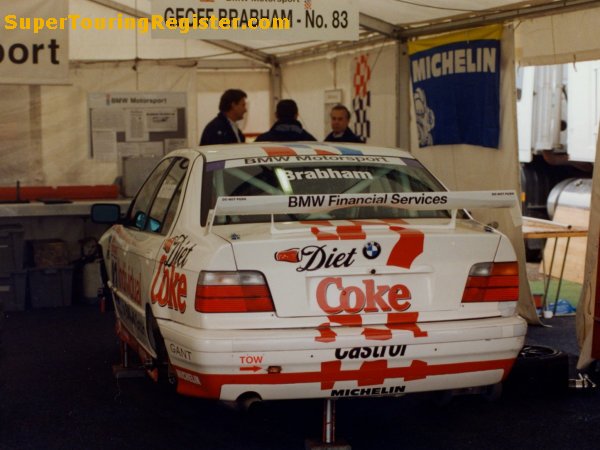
208,191,522,233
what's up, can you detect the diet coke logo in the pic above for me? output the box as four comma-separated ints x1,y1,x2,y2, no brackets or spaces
316,277,412,314
275,245,356,272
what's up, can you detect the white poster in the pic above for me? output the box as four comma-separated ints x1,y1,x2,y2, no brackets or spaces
151,0,359,41
126,110,149,142
146,108,178,132
88,92,188,161
0,0,69,84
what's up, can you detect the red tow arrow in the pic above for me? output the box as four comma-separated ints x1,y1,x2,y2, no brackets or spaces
239,366,262,373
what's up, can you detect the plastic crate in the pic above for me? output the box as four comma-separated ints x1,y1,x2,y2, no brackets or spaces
28,266,73,308
0,226,25,272
0,271,27,312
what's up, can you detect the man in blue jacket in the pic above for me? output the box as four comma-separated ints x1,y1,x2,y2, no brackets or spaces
324,104,365,143
255,99,316,142
200,89,247,145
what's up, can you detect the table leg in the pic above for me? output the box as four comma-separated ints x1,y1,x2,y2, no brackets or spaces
542,237,559,314
552,237,571,316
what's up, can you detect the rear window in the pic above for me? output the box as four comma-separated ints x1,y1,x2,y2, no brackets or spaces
202,157,449,225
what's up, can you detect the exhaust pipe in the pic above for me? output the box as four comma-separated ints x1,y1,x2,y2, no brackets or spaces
236,392,263,411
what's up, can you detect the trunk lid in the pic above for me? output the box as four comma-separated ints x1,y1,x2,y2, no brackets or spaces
212,219,502,318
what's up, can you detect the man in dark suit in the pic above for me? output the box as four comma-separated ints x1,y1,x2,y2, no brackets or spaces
200,89,247,145
324,104,365,143
255,99,317,142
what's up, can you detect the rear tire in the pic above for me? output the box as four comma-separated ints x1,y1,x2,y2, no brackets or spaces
504,345,569,395
146,307,166,360
99,260,114,310
146,308,177,389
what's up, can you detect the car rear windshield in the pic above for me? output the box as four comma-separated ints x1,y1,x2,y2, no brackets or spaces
202,157,449,225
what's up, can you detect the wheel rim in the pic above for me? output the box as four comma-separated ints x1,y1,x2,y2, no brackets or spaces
519,345,559,359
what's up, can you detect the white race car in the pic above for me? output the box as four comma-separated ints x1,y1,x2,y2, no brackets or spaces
93,143,526,403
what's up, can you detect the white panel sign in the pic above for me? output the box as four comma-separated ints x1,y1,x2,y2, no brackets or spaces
0,0,69,84
88,92,188,161
151,0,358,41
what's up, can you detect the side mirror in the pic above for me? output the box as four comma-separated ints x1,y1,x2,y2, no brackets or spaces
91,203,121,224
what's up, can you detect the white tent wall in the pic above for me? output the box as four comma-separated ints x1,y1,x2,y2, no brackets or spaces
39,61,197,186
280,44,397,144
0,87,43,186
40,63,134,186
69,0,136,60
281,58,330,140
70,0,248,61
515,6,600,65
197,70,271,139
408,25,538,323
577,121,600,369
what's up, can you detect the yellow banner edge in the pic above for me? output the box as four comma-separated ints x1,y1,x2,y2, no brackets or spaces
408,24,503,56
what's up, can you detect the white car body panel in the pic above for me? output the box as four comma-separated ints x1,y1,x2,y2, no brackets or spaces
98,143,527,402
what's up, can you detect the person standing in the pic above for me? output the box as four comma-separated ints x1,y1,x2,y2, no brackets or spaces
324,104,365,143
255,99,317,142
200,89,247,145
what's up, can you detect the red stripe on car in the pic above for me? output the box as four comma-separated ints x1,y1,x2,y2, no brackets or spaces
387,226,425,268
315,149,338,155
173,358,515,399
310,227,339,240
263,147,297,156
336,225,366,240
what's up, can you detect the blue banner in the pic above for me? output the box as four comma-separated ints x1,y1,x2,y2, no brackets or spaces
408,25,502,149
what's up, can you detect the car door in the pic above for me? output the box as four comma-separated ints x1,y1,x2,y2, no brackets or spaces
110,157,188,353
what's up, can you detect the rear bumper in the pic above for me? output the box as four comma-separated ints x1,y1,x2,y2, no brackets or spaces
158,315,527,401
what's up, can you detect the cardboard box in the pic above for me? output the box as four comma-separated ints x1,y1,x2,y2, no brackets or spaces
31,239,70,268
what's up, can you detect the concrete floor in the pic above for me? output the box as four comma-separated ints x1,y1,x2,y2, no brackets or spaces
1,305,599,450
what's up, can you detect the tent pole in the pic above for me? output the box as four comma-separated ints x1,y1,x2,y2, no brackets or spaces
270,62,282,124
397,41,411,150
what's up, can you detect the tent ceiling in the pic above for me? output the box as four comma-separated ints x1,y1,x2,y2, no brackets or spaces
76,0,600,65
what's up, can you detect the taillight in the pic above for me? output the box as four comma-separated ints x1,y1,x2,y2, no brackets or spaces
195,271,275,313
461,262,519,303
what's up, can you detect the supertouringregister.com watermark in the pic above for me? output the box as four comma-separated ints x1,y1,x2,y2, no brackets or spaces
2,12,291,34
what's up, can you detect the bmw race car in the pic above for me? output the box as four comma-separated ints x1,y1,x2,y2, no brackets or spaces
92,142,526,402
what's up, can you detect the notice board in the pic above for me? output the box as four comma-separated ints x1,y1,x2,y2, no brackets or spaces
88,92,188,162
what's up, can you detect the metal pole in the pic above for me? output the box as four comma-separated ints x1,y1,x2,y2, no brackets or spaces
542,237,558,313
553,237,571,315
269,62,282,125
322,398,336,444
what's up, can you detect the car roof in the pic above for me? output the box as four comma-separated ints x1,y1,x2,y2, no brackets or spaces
179,142,415,162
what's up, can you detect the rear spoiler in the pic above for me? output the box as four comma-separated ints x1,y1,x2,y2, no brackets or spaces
208,191,522,233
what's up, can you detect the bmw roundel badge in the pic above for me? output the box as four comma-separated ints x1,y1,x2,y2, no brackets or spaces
363,242,381,260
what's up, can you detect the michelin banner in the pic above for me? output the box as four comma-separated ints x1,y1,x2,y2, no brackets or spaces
408,25,502,149
0,0,69,85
